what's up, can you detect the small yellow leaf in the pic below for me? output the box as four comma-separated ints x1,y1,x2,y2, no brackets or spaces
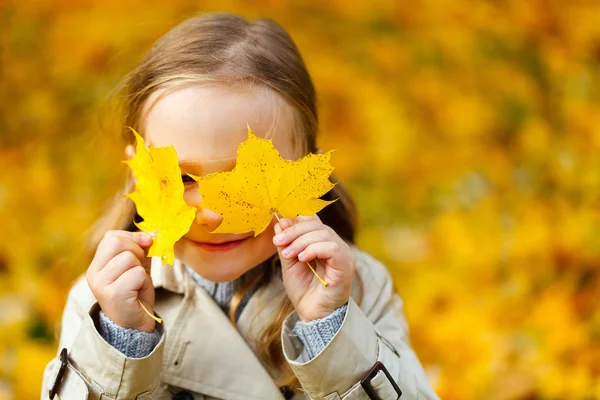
123,128,197,265
190,126,336,235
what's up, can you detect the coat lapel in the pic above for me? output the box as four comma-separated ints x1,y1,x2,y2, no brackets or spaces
236,271,289,377
153,258,285,400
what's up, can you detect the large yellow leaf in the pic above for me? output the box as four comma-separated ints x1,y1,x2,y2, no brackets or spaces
190,126,336,235
124,128,197,265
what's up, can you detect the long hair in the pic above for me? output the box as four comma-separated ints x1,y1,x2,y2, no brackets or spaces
89,13,359,391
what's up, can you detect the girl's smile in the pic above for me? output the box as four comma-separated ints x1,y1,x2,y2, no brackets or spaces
188,234,253,252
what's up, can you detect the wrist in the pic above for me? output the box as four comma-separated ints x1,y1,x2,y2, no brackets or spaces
98,310,160,358
292,302,348,360
101,306,156,333
297,301,349,322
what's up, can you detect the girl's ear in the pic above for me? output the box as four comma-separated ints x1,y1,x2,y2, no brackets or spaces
125,144,139,185
125,144,135,160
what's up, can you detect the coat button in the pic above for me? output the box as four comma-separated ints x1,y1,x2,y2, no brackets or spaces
280,386,294,399
172,391,194,400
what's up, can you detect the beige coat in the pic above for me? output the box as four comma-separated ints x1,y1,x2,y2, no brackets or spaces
41,247,439,400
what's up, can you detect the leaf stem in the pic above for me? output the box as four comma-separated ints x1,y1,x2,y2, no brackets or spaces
137,298,163,324
273,212,329,287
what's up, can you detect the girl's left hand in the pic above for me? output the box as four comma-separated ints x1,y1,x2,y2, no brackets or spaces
273,215,355,321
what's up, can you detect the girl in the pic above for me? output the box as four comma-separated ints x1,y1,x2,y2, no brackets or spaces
42,13,439,400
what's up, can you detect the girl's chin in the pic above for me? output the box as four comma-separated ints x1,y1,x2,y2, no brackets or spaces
176,241,252,281
191,267,245,283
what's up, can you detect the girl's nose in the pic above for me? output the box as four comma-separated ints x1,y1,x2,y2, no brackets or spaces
195,206,223,232
184,189,223,232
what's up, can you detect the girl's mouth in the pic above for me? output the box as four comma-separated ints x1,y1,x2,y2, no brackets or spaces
191,237,250,252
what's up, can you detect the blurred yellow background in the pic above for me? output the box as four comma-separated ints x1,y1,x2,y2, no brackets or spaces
2,0,600,399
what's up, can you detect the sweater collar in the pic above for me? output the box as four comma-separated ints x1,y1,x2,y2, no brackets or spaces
150,253,282,295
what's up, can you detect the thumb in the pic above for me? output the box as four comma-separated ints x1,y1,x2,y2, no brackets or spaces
274,221,282,236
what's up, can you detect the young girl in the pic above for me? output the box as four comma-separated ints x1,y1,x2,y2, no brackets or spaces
42,13,438,400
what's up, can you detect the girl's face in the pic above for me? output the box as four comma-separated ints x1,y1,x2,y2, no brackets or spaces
140,84,299,282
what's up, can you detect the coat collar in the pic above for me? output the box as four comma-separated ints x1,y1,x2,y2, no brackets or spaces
150,256,288,400
150,256,186,294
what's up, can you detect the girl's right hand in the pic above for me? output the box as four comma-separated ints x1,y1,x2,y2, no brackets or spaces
86,230,156,332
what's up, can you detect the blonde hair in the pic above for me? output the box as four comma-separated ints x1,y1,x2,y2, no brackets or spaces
91,12,359,391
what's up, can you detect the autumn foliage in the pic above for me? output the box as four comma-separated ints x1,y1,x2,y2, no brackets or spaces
1,1,600,399
125,128,196,266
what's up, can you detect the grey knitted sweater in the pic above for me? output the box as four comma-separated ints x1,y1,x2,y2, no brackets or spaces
98,260,347,361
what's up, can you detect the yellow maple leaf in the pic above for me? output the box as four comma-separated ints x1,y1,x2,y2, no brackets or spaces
124,128,197,266
190,125,336,236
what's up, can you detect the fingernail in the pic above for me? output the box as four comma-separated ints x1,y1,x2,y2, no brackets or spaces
141,234,152,244
298,251,305,260
282,247,292,257
273,233,285,245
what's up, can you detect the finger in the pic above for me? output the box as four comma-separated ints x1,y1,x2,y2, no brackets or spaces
273,219,326,247
105,229,153,248
280,229,332,260
278,218,294,230
100,250,143,285
110,265,149,296
90,231,152,273
296,214,321,222
298,242,343,269
279,215,320,229
91,234,148,274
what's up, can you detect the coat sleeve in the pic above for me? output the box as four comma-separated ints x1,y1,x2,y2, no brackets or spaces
40,277,165,400
281,249,439,400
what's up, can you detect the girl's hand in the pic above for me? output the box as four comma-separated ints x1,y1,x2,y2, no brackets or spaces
273,215,355,321
86,230,156,332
